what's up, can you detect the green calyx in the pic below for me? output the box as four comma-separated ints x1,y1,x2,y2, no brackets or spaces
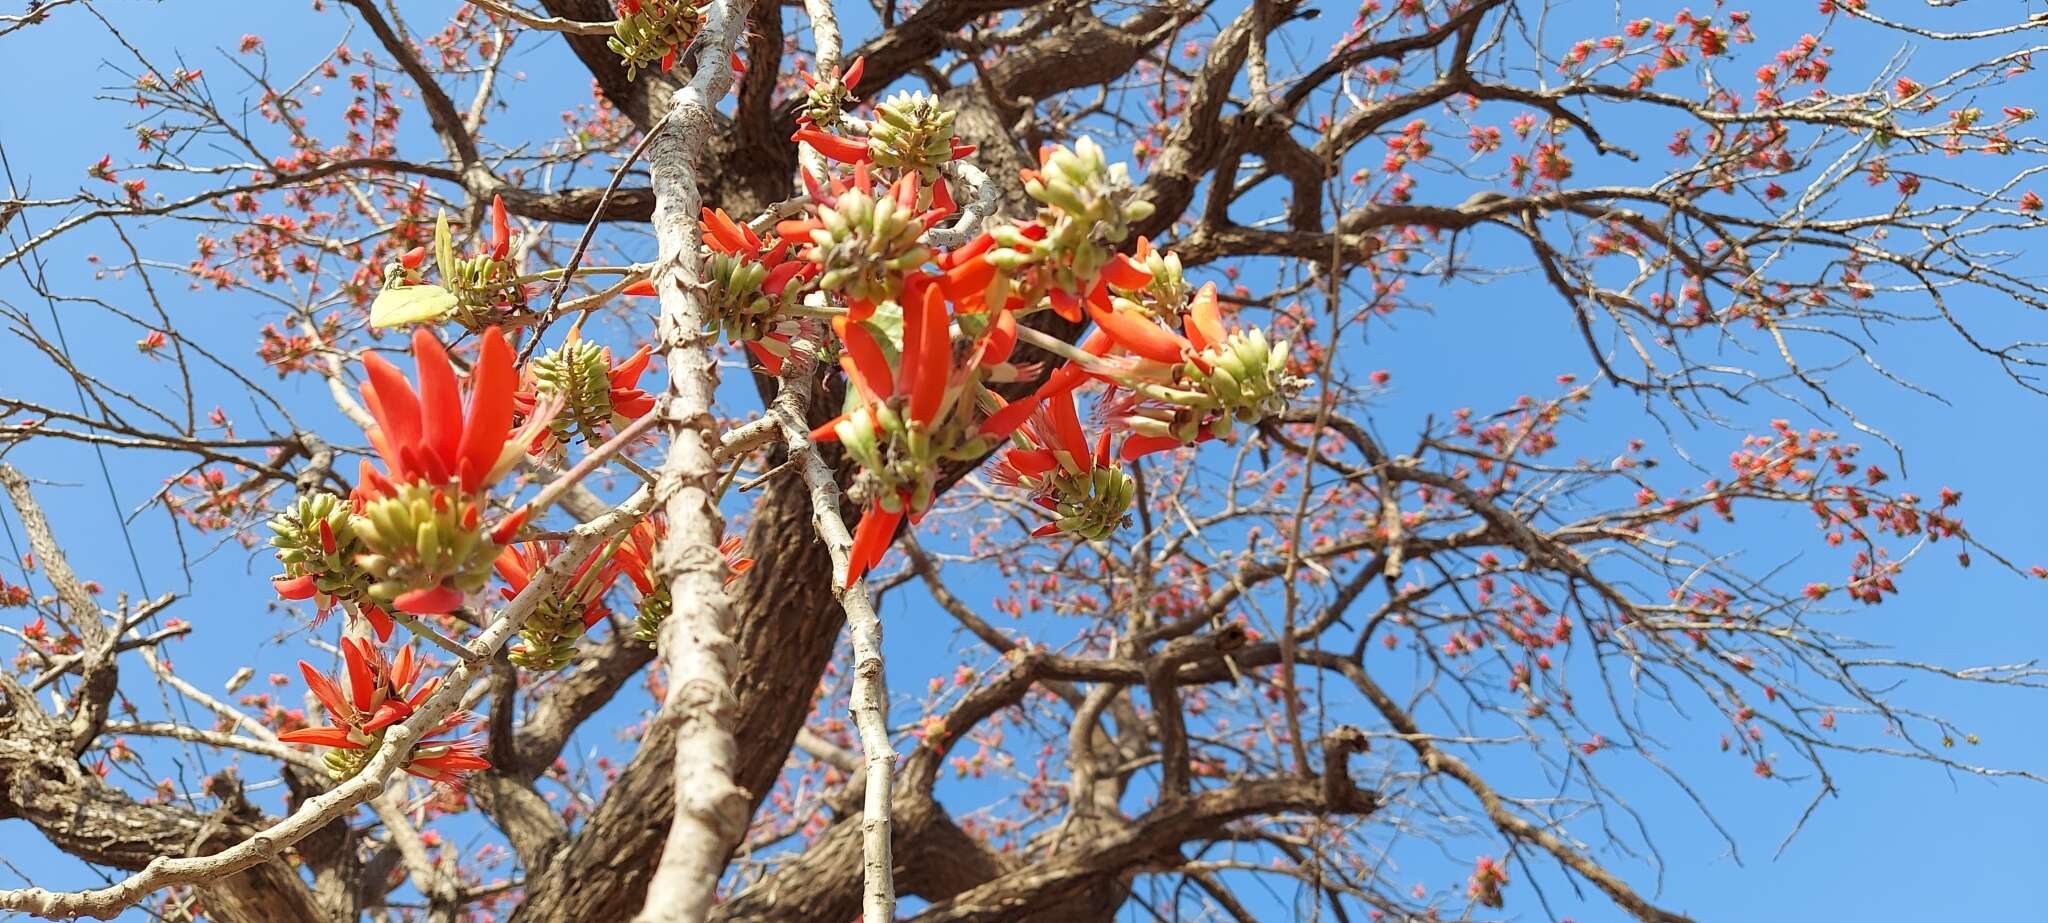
529,339,618,446
705,251,783,341
809,188,932,303
802,77,854,131
323,732,380,781
1122,328,1294,447
1045,464,1135,540
509,596,593,672
835,388,996,517
608,1,704,82
989,137,1156,304
352,483,499,607
632,586,673,647
867,91,958,180
269,492,373,601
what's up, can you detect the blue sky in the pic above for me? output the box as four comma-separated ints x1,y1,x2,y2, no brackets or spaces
3,0,2047,920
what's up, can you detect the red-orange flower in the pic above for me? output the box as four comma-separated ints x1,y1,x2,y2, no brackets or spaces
279,638,487,782
349,328,553,615
357,327,536,498
614,516,755,644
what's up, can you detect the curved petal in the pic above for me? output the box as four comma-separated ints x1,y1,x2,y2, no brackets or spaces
1086,298,1190,365
412,329,464,474
458,328,517,493
979,395,1040,440
1046,390,1091,473
979,308,1017,368
280,726,359,748
1003,448,1059,477
847,505,903,584
361,353,423,476
394,584,466,615
1120,433,1184,461
834,317,894,403
299,660,350,721
1187,282,1227,351
609,344,654,388
903,285,951,425
1099,252,1153,291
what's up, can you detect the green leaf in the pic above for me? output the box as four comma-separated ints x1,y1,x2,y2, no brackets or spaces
370,284,457,329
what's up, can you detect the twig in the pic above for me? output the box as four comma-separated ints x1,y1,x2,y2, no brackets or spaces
464,0,617,35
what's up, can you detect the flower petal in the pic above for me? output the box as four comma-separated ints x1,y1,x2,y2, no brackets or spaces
412,328,464,475
362,353,424,479
1086,298,1189,365
1187,282,1227,351
979,395,1039,440
394,584,466,615
458,328,517,494
834,317,894,403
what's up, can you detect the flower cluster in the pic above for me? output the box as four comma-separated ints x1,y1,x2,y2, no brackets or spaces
369,196,525,329
269,328,548,619
762,102,1298,578
515,326,657,453
992,389,1138,540
496,540,624,671
699,207,812,372
279,638,485,783
608,0,703,81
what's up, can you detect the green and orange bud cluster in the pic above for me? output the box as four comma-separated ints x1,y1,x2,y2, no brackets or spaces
700,207,814,366
279,639,486,783
516,329,657,451
814,282,1040,580
608,0,703,81
949,138,1156,318
496,541,623,671
867,91,961,180
787,167,947,313
1108,284,1294,446
336,328,554,615
370,196,524,329
796,55,865,131
994,390,1136,540
351,480,503,616
790,79,975,172
268,491,375,612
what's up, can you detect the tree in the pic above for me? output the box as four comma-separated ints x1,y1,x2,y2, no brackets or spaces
0,0,2044,920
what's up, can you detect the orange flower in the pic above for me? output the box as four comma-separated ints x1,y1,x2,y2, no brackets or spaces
349,328,554,615
494,540,620,631
357,327,541,497
279,638,487,782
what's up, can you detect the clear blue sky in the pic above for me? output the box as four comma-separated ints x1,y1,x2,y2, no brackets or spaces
2,1,2046,920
